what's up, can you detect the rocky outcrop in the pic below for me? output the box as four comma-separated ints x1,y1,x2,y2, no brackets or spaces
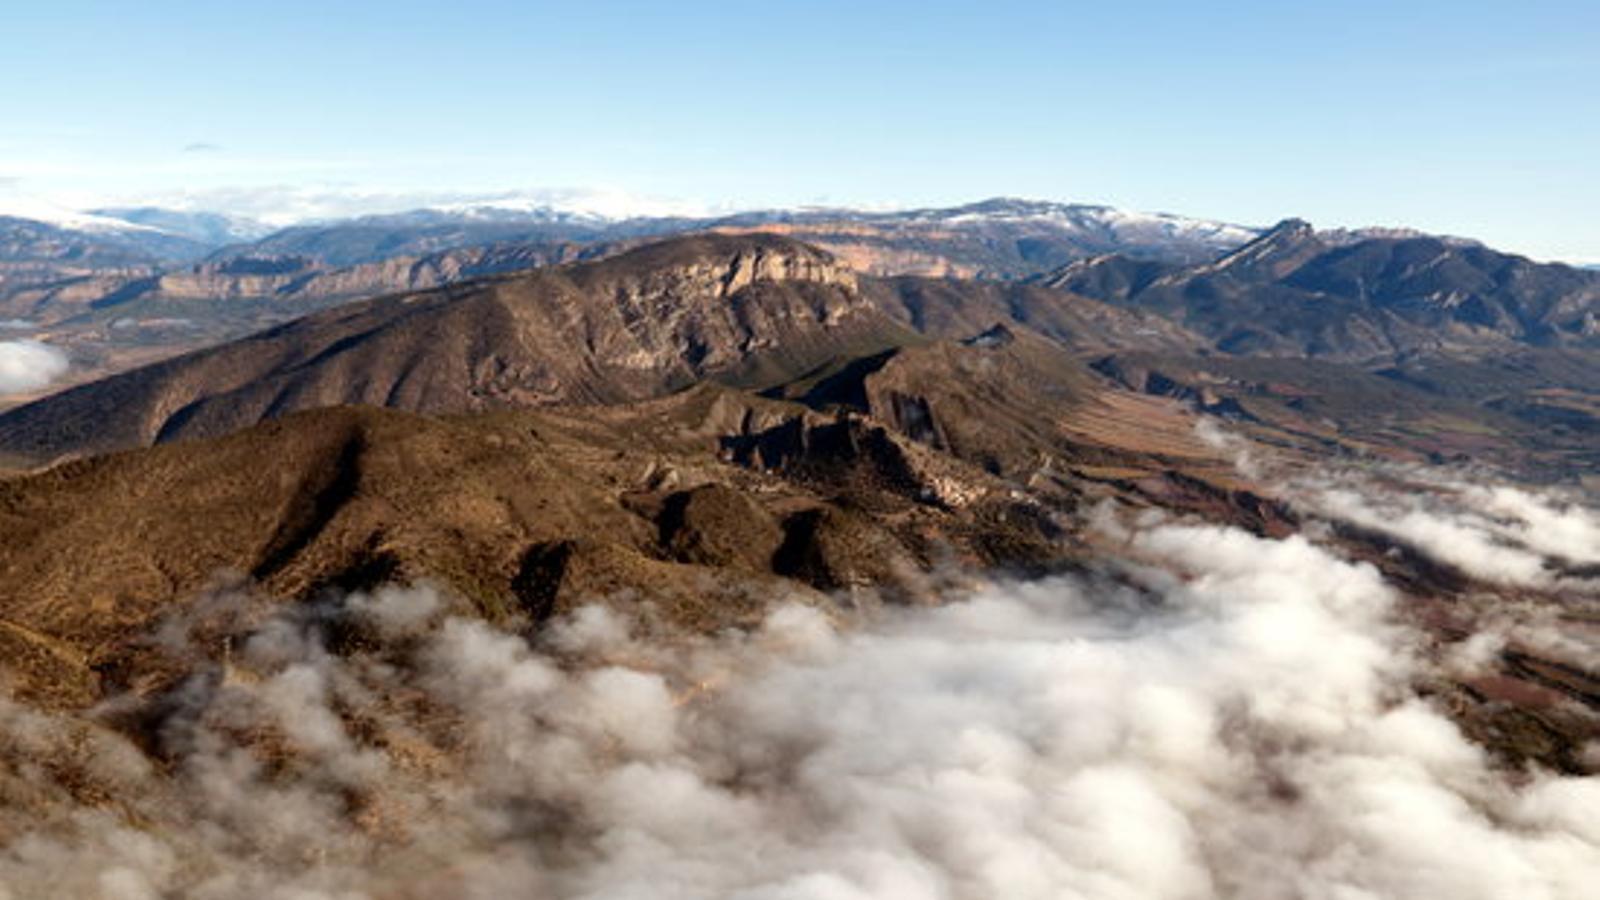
0,235,908,463
0,384,1075,707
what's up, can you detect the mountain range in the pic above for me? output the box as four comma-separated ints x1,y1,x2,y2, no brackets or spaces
7,194,1590,414
0,196,1258,395
7,201,1598,475
0,233,1200,462
0,230,1262,703
1,195,1257,271
1045,218,1600,359
1,225,1593,770
1,210,1596,895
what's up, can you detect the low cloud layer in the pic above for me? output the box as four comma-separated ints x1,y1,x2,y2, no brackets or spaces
2,507,1597,899
0,339,67,395
1310,478,1600,590
1196,417,1600,593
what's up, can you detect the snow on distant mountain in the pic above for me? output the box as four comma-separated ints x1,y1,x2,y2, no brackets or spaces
876,198,1259,245
430,187,718,222
693,198,1261,273
3,189,1264,269
0,196,243,263
90,207,273,246
693,198,1261,275
197,196,1262,273
0,211,210,266
80,186,720,233
53,191,1569,284
1318,225,1481,248
0,197,168,237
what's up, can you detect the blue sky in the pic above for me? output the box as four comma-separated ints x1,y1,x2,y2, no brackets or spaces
2,0,1597,260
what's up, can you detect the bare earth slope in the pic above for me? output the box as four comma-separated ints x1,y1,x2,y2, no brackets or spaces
0,234,1204,464
0,236,899,460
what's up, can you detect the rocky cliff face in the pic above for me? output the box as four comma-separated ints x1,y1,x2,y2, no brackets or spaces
560,236,868,372
0,235,906,462
719,241,858,294
12,243,594,320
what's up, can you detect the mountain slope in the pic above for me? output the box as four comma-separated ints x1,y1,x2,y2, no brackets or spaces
0,236,905,460
0,233,1211,464
1045,219,1600,359
0,197,1253,403
90,207,273,246
0,385,1146,707
0,358,1589,783
863,275,1202,353
778,325,1198,480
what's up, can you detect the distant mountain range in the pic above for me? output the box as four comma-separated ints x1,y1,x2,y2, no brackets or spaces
4,229,1597,481
1043,218,1600,360
3,195,1597,424
1,196,1256,269
0,213,205,267
0,196,1256,390
0,233,1200,461
182,197,1259,272
88,206,275,247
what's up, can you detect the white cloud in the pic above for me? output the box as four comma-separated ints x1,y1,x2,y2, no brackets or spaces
2,176,724,229
1297,476,1600,592
1315,485,1558,585
1193,417,1600,591
1460,484,1600,568
0,339,68,394
2,505,1597,898
120,184,721,227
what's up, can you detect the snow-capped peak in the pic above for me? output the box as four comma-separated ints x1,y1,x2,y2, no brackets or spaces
430,188,718,222
892,198,1259,245
0,195,166,235
1318,226,1481,249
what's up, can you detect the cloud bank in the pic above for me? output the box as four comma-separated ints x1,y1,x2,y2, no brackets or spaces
1,510,1596,899
1291,473,1595,590
0,339,67,394
1195,417,1600,593
67,184,723,228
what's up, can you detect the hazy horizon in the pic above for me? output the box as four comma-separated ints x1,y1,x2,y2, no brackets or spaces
4,1,1598,263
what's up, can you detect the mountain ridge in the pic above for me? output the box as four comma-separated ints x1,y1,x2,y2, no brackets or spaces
0,196,1258,395
1043,218,1600,360
0,232,1216,465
